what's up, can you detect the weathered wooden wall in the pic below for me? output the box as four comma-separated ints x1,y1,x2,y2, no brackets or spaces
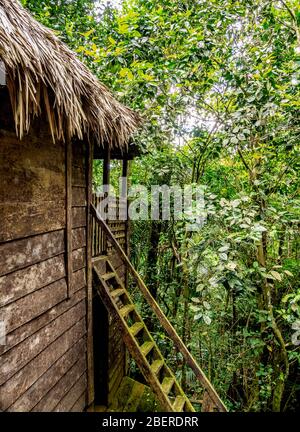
0,89,88,412
0,88,128,412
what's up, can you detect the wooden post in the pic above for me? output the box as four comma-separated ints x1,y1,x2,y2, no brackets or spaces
66,137,73,298
103,148,111,189
86,141,95,406
121,159,129,287
102,149,110,251
121,158,128,198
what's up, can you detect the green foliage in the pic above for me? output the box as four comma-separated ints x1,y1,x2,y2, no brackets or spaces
23,0,300,411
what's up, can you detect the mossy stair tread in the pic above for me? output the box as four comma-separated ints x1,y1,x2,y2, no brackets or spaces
161,377,174,395
140,341,155,357
102,272,116,281
111,288,126,299
123,381,146,412
150,359,164,375
120,304,135,317
111,377,162,412
92,255,108,264
129,322,144,336
173,396,186,412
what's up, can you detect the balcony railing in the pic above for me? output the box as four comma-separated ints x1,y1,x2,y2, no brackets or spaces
92,194,127,257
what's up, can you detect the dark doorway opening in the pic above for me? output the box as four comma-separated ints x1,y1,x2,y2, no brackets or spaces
92,290,109,406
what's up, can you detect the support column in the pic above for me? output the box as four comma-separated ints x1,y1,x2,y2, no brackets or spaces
103,148,111,189
86,140,95,406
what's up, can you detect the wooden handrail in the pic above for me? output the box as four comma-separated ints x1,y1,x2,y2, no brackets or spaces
90,203,228,412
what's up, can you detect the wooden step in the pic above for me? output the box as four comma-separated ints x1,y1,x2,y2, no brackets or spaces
102,272,116,281
173,395,186,412
140,341,155,357
161,377,174,395
129,322,144,337
92,255,108,264
150,359,164,375
111,288,126,299
120,304,135,318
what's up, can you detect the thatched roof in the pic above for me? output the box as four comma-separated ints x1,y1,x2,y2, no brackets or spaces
0,0,140,150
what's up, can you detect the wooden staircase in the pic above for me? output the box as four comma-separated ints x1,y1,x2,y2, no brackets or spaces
93,256,195,412
91,203,227,413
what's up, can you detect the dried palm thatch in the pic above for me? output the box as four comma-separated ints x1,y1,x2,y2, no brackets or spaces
0,0,140,150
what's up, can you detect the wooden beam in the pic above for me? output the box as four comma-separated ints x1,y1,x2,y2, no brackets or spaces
93,141,141,160
86,140,95,406
66,137,73,298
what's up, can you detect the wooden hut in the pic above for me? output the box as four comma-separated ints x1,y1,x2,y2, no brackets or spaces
0,0,226,413
0,0,139,412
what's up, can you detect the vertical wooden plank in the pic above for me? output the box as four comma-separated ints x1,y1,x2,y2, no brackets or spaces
102,149,111,253
93,195,96,256
86,141,94,406
125,160,130,292
98,196,101,256
125,160,130,256
66,137,73,298
99,195,102,256
103,149,111,188
95,204,98,256
120,158,128,222
101,196,105,255
92,204,95,257
121,159,128,197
